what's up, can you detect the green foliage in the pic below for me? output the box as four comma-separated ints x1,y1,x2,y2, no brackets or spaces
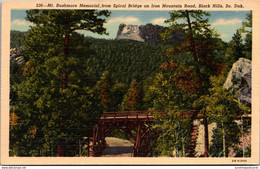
210,121,251,157
241,12,252,31
148,10,247,157
244,32,252,60
11,31,170,87
145,66,198,111
224,11,252,69
225,30,245,66
120,79,144,111
242,12,252,60
10,9,110,156
235,145,251,157
10,30,26,49
87,38,170,84
145,63,197,156
209,121,241,157
147,10,215,156
195,75,249,119
96,71,128,112
26,10,111,35
162,10,212,41
110,82,128,111
195,76,250,157
10,10,252,157
96,71,113,111
10,61,25,105
151,110,192,157
109,129,131,140
162,10,226,92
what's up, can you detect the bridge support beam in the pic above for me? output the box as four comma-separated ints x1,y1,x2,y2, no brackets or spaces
132,123,152,157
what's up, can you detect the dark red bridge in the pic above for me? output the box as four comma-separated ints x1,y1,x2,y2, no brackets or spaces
86,110,198,157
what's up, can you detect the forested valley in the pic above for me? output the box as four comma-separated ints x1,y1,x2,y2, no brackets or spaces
10,10,252,157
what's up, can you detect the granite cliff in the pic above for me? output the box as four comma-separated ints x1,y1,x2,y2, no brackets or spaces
223,58,252,105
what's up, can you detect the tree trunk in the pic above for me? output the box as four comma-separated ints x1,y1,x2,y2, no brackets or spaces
185,10,208,157
185,10,203,88
62,70,68,89
222,121,226,157
241,116,245,157
182,131,185,157
62,34,69,89
203,116,209,157
56,138,65,157
79,138,81,155
58,33,70,156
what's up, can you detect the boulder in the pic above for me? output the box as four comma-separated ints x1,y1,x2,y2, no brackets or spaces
10,48,25,64
223,58,251,105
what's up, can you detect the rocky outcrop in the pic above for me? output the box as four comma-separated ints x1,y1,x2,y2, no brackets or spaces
139,24,166,43
223,58,251,105
116,23,166,43
10,48,25,64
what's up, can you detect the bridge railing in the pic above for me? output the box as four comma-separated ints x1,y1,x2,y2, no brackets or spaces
99,110,201,120
100,110,167,119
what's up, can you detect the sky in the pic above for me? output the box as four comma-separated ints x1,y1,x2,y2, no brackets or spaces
11,10,251,42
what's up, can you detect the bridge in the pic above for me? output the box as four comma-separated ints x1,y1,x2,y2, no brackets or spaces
86,110,198,157
55,109,251,157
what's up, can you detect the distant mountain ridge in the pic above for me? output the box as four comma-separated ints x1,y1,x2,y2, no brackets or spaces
11,30,26,49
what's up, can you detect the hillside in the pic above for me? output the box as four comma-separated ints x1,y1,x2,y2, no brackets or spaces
87,37,170,84
10,30,26,49
11,31,170,84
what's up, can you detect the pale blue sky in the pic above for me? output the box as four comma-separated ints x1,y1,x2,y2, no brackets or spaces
11,10,251,42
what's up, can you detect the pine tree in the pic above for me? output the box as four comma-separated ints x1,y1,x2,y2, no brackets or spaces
96,71,113,112
225,30,245,65
241,12,252,60
25,9,110,89
162,10,214,88
146,65,195,156
10,9,110,156
121,80,143,111
195,76,250,157
159,10,218,156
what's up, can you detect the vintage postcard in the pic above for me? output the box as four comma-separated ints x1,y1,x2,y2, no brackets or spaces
1,0,260,165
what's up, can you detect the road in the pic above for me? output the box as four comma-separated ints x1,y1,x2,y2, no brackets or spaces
101,137,134,157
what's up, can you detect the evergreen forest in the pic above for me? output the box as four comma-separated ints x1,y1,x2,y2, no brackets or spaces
10,10,252,157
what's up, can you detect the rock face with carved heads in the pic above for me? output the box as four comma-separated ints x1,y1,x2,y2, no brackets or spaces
116,23,144,42
116,23,166,43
